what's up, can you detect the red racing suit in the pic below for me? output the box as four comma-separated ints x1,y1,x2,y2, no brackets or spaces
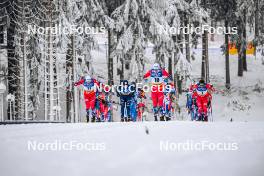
137,89,146,121
74,78,101,110
143,69,171,109
191,83,214,116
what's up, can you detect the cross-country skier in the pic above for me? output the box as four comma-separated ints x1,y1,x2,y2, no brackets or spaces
74,75,101,122
116,80,136,122
186,81,198,120
162,82,176,121
130,82,147,122
130,82,138,122
186,91,198,121
190,79,214,121
143,63,172,121
96,89,111,122
136,88,146,121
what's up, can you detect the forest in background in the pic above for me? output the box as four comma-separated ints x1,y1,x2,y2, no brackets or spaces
0,0,263,122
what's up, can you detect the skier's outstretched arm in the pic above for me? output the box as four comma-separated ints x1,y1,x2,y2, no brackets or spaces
143,70,151,81
74,78,84,86
162,69,172,81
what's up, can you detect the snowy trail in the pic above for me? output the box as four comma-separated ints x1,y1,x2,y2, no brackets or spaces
0,122,264,176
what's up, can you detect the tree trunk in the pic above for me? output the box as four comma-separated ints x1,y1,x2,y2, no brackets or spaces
184,14,190,62
201,1,209,82
237,18,244,77
22,0,28,121
242,9,247,71
22,32,28,120
205,31,209,82
210,20,215,41
168,54,172,76
108,29,114,85
7,0,17,120
120,56,124,80
66,37,72,123
201,33,206,80
238,49,243,76
107,29,114,122
225,20,231,89
72,35,79,123
178,34,183,53
255,0,259,54
176,32,183,95
172,36,178,96
48,0,54,121
44,23,48,121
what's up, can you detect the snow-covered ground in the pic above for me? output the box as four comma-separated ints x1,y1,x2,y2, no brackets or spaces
0,122,264,176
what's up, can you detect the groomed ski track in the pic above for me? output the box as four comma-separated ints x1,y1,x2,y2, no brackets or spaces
0,121,264,176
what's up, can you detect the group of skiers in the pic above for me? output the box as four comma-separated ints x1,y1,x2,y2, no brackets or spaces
74,63,214,122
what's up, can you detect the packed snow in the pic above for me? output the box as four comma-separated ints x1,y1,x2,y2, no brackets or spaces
0,122,264,176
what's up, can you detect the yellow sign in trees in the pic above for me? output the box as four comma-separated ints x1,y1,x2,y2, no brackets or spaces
229,42,255,55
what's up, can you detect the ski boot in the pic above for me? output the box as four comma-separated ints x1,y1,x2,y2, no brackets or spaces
91,116,96,122
100,115,105,122
160,115,165,121
166,116,171,121
121,117,125,122
86,110,90,123
153,107,158,121
154,115,158,121
159,108,165,121
96,117,101,122
86,116,89,123
203,115,208,122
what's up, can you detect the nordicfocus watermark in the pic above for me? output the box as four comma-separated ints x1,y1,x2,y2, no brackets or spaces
160,140,239,152
27,140,106,151
27,24,106,35
156,24,238,35
27,24,237,36
93,82,173,93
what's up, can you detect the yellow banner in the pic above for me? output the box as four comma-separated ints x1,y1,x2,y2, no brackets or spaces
229,42,255,55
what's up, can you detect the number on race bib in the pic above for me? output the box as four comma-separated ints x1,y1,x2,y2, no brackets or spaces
154,78,160,83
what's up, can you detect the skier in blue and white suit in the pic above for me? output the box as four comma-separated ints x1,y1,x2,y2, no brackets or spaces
162,81,176,121
130,82,138,122
116,80,136,122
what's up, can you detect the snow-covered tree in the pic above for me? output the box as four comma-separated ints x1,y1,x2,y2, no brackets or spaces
235,0,255,76
112,0,172,81
209,0,237,89
255,0,264,65
4,0,45,120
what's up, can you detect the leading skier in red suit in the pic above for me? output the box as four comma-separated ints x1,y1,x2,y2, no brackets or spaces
143,63,172,121
74,75,101,122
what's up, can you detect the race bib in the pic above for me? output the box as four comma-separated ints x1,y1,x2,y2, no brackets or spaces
151,77,162,84
83,81,94,91
196,87,208,96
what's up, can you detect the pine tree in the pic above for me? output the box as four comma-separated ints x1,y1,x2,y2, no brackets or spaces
236,0,255,76
112,0,172,81
209,0,237,88
5,0,44,120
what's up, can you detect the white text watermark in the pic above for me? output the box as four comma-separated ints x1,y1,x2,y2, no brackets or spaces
27,140,106,151
160,140,239,152
27,24,106,35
